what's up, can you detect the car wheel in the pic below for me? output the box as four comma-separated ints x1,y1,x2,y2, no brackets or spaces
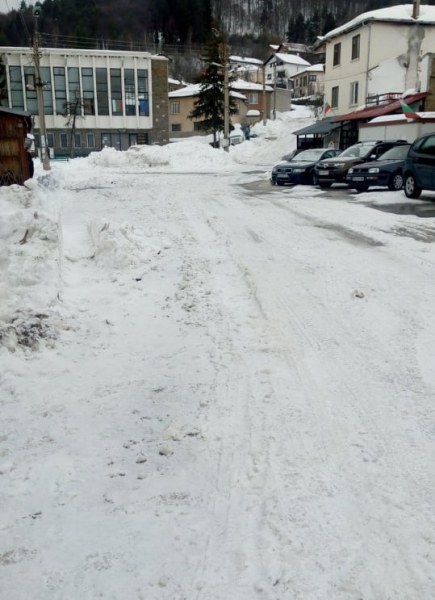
404,174,422,199
318,181,332,188
311,172,318,185
388,172,404,191
271,179,276,186
276,181,284,186
355,184,369,192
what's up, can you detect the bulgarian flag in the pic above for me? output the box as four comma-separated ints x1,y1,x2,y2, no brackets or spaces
323,101,332,115
399,98,421,120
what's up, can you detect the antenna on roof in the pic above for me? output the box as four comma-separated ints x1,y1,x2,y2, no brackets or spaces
413,0,420,19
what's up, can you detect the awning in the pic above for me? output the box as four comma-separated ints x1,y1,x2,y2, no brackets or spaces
335,92,427,122
293,117,340,136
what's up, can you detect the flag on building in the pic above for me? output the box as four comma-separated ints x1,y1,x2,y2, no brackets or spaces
399,98,421,120
323,101,332,115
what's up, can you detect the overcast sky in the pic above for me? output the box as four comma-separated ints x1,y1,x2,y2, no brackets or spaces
0,0,32,13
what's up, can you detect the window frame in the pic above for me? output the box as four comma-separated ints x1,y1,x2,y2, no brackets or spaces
351,34,360,61
331,86,339,108
350,81,359,106
333,42,341,67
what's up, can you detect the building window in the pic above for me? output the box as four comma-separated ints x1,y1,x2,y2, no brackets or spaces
137,69,149,116
60,133,68,148
110,68,123,115
9,66,24,110
87,133,95,147
40,66,53,115
74,133,81,148
333,43,341,67
352,35,360,60
53,67,66,115
331,86,339,108
249,92,258,104
68,67,81,103
350,81,359,105
170,101,180,114
309,74,317,82
193,121,202,131
171,123,181,132
24,66,38,114
124,69,136,116
81,67,95,115
96,68,109,116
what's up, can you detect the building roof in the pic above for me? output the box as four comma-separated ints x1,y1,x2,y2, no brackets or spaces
0,46,168,61
168,83,247,100
273,53,311,66
289,64,324,79
231,79,273,92
229,56,263,66
335,91,427,121
293,117,340,136
319,4,435,42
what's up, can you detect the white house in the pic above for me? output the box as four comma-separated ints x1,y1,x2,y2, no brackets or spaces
316,4,435,118
289,64,325,99
264,53,311,90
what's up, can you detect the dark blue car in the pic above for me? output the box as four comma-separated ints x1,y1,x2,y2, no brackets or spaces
346,143,411,192
271,147,342,186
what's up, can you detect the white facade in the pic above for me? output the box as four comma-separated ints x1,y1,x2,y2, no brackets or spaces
265,53,311,89
319,5,435,117
0,47,169,154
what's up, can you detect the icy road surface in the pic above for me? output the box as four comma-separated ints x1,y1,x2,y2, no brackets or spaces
2,167,435,599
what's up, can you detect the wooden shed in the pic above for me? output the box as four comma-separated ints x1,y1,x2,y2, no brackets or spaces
0,106,33,186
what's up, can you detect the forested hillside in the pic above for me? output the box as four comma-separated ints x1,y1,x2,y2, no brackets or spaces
1,0,433,55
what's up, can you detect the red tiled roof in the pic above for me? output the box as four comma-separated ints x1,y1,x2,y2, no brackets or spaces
335,92,428,121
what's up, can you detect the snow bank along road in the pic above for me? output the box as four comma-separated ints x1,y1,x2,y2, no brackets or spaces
2,168,435,599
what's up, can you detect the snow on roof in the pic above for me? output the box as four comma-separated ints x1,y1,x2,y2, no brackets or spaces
168,77,183,85
321,4,435,41
229,55,263,66
168,83,247,100
289,64,324,78
274,53,310,66
231,79,273,92
246,109,260,116
368,112,435,123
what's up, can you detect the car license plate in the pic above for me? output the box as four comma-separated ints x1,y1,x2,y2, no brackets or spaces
351,176,364,181
319,170,329,175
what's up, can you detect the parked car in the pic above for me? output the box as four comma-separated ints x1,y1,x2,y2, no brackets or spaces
271,147,342,186
315,140,409,188
346,143,411,191
403,133,435,198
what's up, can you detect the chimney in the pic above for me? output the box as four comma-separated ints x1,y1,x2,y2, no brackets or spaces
413,0,420,19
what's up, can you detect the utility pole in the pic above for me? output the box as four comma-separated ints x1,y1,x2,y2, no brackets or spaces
262,64,267,125
223,43,230,152
32,1,50,170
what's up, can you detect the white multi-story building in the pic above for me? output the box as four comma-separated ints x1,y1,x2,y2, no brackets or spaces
264,53,311,90
0,47,169,156
317,4,435,117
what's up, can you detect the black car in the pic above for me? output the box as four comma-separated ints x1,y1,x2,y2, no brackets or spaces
403,133,435,198
271,147,342,186
314,140,409,188
346,143,411,192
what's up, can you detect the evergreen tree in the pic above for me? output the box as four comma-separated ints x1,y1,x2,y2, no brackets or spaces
189,30,238,147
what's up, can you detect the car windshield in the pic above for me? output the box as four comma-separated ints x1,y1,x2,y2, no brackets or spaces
292,149,325,162
339,142,377,158
377,145,410,160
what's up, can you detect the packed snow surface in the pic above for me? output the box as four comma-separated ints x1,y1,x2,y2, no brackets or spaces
2,106,435,599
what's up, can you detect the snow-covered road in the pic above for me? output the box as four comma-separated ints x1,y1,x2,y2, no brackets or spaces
2,152,435,599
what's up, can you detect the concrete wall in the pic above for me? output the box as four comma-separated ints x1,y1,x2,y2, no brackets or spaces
151,60,169,145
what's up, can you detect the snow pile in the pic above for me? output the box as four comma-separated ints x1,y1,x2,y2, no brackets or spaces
0,182,61,351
